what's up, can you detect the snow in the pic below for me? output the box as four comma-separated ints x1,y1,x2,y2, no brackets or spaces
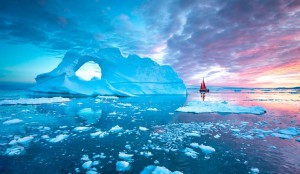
119,152,134,161
109,125,123,133
176,101,266,115
0,97,70,105
5,146,25,156
3,118,23,125
73,126,92,132
139,126,149,131
48,134,69,143
116,161,131,172
30,48,186,96
140,165,183,174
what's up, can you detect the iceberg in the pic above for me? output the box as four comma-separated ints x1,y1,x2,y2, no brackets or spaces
176,101,266,115
140,165,183,174
31,48,186,96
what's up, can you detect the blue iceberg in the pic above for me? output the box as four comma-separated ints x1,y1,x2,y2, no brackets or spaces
31,48,186,96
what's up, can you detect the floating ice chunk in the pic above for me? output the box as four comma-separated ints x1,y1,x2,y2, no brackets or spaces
140,165,183,174
271,133,292,139
214,134,221,139
3,119,23,125
81,155,90,161
141,151,153,158
73,126,92,132
231,128,240,133
147,108,158,111
296,138,300,143
176,101,266,115
86,171,98,174
5,146,25,156
190,143,201,149
16,136,34,146
109,125,123,133
48,134,69,143
41,135,50,139
243,135,254,140
90,131,103,138
278,127,299,136
116,161,130,172
97,96,119,100
125,144,131,150
139,127,149,131
119,152,134,161
118,103,132,107
183,148,198,158
250,167,260,173
185,132,200,137
0,97,70,105
82,161,93,169
199,144,215,154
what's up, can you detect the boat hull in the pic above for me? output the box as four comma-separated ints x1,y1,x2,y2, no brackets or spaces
199,89,209,93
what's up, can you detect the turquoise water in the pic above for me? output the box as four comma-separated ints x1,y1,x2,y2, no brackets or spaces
0,86,299,173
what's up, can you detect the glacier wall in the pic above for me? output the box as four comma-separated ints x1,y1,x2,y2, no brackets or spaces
31,48,187,96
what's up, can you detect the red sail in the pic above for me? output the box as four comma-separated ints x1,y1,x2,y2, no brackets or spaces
202,79,206,89
200,78,206,90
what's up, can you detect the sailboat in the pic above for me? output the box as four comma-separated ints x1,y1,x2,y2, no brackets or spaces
199,78,209,93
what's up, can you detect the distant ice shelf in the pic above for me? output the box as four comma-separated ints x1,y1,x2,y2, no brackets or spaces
0,97,70,105
176,101,266,115
30,48,187,96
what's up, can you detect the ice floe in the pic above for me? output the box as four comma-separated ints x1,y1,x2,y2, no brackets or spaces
73,126,92,132
48,134,69,143
116,161,130,172
119,152,134,161
147,108,158,111
183,148,198,158
140,165,183,174
0,97,70,105
109,125,123,133
3,118,23,125
5,146,25,156
139,126,149,131
176,101,266,115
82,161,93,169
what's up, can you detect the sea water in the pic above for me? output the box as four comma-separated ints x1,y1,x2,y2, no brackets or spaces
0,84,299,173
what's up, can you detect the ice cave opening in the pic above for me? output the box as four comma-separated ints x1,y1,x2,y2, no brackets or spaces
75,61,102,81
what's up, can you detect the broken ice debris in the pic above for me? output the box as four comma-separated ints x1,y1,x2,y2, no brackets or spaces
3,119,23,125
116,161,130,172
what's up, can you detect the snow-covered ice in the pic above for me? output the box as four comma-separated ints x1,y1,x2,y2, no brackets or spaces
0,97,70,105
109,125,123,133
116,161,130,172
176,101,266,115
139,126,149,131
5,146,25,156
73,126,92,132
82,161,93,169
3,118,23,125
140,165,183,174
31,48,186,96
48,134,69,143
119,152,134,161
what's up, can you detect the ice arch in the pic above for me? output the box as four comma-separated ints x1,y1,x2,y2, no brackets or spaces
75,61,101,81
31,48,187,96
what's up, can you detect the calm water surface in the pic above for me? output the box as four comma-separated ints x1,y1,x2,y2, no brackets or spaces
0,86,299,174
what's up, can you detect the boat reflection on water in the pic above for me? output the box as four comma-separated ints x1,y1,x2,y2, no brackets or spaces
201,92,206,101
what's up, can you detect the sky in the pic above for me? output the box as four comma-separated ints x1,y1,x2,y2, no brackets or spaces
0,0,300,87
